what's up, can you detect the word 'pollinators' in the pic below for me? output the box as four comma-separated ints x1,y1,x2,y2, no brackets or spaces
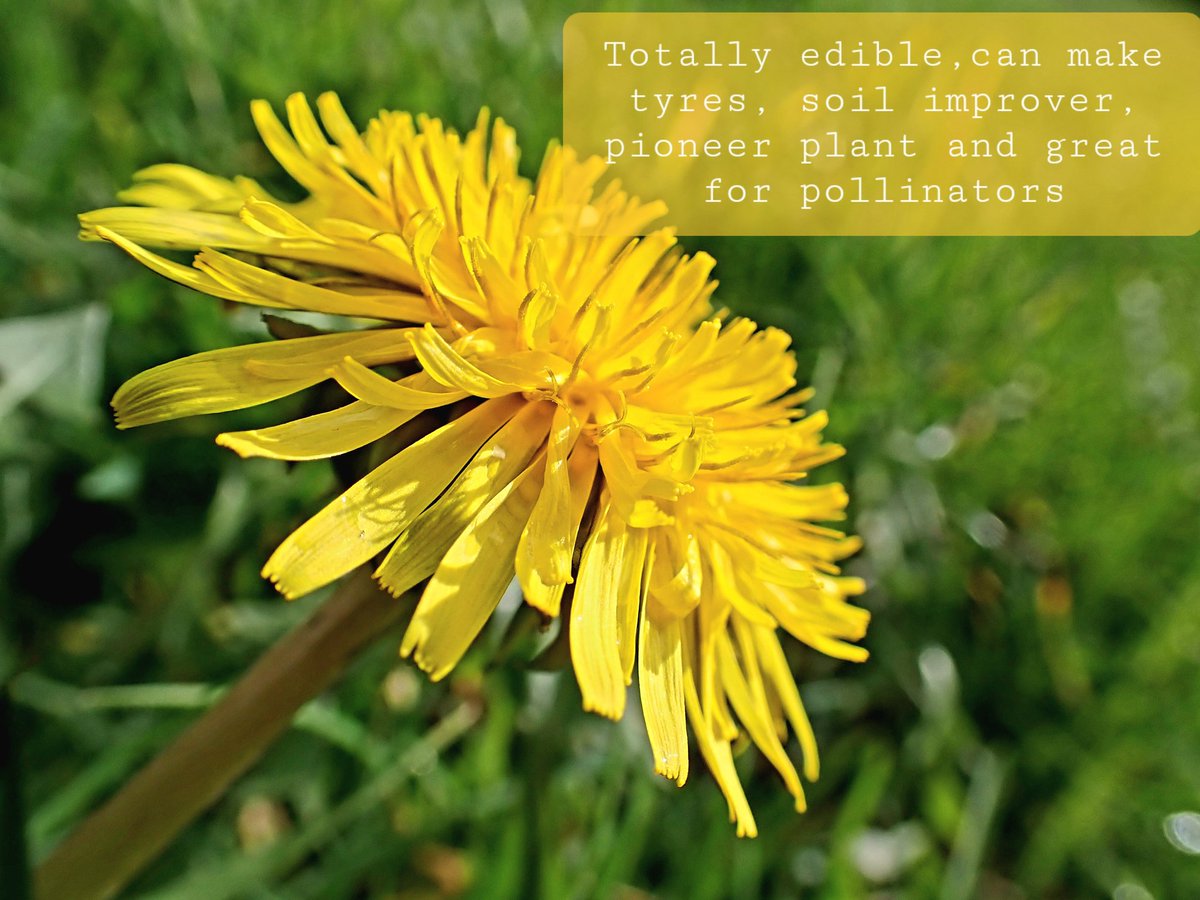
81,93,868,836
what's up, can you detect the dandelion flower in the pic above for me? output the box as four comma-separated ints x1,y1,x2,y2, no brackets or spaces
81,93,868,834
636,334,868,836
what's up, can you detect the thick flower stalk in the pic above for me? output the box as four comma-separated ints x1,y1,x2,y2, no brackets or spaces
80,93,868,835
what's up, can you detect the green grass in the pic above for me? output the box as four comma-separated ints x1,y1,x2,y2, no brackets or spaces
3,1,1199,897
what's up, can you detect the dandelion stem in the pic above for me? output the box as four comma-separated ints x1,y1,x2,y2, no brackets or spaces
148,702,479,900
34,568,410,900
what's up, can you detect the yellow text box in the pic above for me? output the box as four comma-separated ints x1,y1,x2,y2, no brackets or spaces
563,13,1200,235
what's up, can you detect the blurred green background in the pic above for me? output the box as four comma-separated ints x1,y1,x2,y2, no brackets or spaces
2,0,1199,897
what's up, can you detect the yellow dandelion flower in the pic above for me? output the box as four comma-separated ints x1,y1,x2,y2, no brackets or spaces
81,93,868,835
635,341,868,836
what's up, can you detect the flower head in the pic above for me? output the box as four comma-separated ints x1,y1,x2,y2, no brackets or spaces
81,93,868,835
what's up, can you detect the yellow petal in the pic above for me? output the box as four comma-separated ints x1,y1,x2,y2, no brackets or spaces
716,631,806,812
285,94,393,223
709,542,777,629
617,525,649,685
80,209,410,281
681,627,758,838
329,357,466,410
517,284,557,350
408,325,520,397
117,163,255,211
730,614,775,734
638,608,689,785
237,198,329,241
251,96,324,189
596,431,675,528
518,405,580,587
649,526,703,618
86,226,244,303
695,574,736,742
755,580,869,641
262,395,521,598
195,249,428,322
788,628,870,664
753,626,820,783
217,400,416,461
516,441,598,617
315,92,388,195
570,498,641,719
112,328,420,428
664,429,705,482
403,212,490,327
284,92,340,171
99,225,422,323
400,456,546,680
80,208,279,253
715,531,819,591
462,236,526,325
374,400,553,597
250,95,383,227
749,583,869,655
730,482,850,522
